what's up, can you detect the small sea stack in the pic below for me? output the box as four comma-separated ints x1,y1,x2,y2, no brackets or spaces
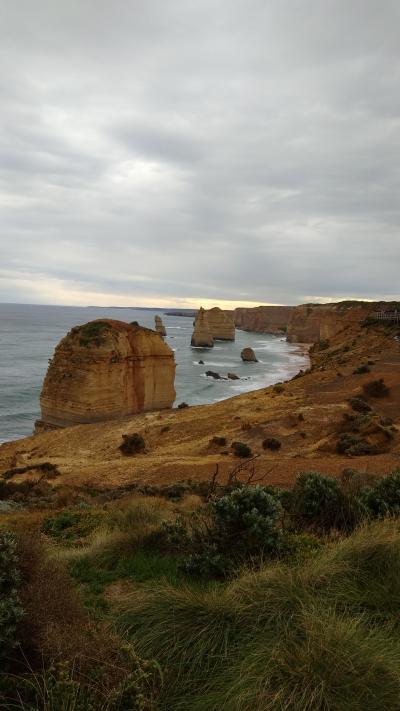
36,319,176,430
241,347,258,362
191,307,214,348
155,314,167,337
205,307,235,340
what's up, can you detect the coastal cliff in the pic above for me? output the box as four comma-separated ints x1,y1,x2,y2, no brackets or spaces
205,307,235,340
2,313,398,492
37,319,176,429
234,306,293,334
286,303,374,343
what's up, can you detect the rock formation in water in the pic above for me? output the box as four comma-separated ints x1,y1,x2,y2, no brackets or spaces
155,315,167,337
235,306,293,334
241,347,258,362
205,307,235,340
191,308,214,348
37,319,176,429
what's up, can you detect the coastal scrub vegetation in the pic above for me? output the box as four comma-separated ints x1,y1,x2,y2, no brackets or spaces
2,468,400,709
78,321,110,347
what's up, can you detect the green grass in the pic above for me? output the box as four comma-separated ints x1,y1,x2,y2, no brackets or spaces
117,520,400,710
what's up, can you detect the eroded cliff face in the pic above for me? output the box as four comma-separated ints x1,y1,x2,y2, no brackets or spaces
191,308,214,347
286,303,374,343
234,306,293,334
205,307,235,340
38,319,176,428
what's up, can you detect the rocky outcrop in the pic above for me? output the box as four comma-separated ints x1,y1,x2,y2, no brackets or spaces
191,308,214,348
155,315,167,337
234,306,293,334
205,307,235,340
37,319,176,429
286,303,375,343
241,347,258,362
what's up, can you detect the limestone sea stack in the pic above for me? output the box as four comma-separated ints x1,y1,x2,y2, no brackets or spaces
191,307,214,348
37,319,176,429
205,307,235,340
241,347,258,362
155,315,167,337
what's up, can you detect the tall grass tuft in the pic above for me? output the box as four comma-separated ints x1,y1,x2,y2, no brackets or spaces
117,519,400,710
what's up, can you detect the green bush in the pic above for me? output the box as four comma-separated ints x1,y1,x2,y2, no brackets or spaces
361,471,400,518
272,383,285,394
211,486,283,560
78,321,110,347
0,532,23,663
231,441,252,458
167,486,284,577
336,433,375,456
120,433,146,455
363,378,390,398
290,471,362,532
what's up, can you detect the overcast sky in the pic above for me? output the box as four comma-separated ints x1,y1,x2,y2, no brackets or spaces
0,0,399,308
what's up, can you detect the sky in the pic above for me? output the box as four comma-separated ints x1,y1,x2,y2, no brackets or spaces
0,0,399,309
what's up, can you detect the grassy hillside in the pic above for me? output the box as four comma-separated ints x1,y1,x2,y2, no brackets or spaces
2,468,400,709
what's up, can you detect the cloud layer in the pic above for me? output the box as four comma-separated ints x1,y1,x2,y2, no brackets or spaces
1,0,399,307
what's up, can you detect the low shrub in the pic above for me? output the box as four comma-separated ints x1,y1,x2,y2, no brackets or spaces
210,436,227,446
42,508,104,544
349,396,372,413
231,441,252,458
262,437,281,451
336,434,375,456
290,471,363,532
353,364,371,374
273,383,285,394
78,321,110,347
361,471,400,518
211,486,283,560
363,378,390,398
120,433,146,455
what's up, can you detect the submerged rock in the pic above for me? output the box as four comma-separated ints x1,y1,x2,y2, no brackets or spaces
206,370,222,379
37,319,176,429
241,347,258,362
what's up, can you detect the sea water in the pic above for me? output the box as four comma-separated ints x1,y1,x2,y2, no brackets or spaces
0,303,308,443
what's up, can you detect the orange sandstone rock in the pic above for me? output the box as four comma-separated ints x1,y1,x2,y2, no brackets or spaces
234,306,293,334
155,315,167,337
37,319,176,428
191,307,214,348
205,307,235,340
286,303,374,343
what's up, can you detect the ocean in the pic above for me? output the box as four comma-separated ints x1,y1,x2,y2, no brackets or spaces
0,303,308,443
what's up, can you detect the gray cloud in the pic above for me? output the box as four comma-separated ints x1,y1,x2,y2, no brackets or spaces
0,0,399,307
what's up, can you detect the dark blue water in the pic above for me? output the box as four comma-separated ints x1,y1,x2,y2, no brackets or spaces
0,303,308,443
